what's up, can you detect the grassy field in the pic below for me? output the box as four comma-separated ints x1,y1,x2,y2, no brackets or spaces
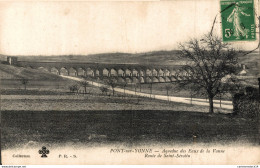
0,62,65,80
1,110,258,150
0,62,75,90
124,83,232,100
2,87,229,112
0,61,258,150
0,50,182,65
0,62,230,112
1,50,258,73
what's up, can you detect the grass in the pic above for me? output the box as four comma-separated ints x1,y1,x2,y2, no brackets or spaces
2,50,258,70
0,76,231,113
1,60,257,150
0,79,76,91
1,110,258,150
0,63,64,80
0,50,181,65
1,88,226,113
124,83,233,100
0,89,65,95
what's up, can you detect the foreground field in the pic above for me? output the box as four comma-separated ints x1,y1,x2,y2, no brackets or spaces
2,110,258,150
1,87,230,113
1,62,257,151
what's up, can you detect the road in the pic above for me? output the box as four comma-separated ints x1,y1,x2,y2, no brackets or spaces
61,75,233,110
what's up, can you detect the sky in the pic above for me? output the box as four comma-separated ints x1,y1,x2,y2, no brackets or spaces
0,0,258,56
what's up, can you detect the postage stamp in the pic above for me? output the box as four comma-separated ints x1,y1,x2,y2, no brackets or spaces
220,0,256,42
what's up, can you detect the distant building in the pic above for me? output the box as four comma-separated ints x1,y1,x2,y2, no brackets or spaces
239,64,247,75
7,56,18,65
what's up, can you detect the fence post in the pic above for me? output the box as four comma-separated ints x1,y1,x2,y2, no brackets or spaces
258,77,260,94
220,94,222,108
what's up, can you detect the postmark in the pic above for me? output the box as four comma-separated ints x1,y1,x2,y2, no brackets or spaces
220,0,256,42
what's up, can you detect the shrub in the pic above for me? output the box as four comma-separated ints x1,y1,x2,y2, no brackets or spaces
69,84,79,93
100,86,109,95
233,87,259,119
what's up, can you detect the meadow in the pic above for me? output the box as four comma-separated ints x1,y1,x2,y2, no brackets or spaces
0,57,258,150
2,109,258,150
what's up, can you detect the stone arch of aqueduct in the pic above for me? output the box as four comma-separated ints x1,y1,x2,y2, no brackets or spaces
15,59,184,83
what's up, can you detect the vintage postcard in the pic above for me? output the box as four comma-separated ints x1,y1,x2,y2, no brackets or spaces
0,0,259,165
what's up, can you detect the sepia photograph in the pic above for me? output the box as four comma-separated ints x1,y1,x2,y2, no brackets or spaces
0,0,259,165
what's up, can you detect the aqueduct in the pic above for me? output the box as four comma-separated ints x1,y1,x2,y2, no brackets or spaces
13,58,182,83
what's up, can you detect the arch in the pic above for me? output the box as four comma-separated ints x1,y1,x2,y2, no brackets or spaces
152,69,158,76
158,69,164,76
177,70,186,78
125,77,132,83
139,70,145,76
177,69,182,75
140,77,145,83
132,77,139,83
118,69,124,76
183,71,188,76
69,67,77,76
132,69,138,76
146,77,152,83
86,68,94,76
103,68,109,77
117,77,125,83
38,67,49,72
170,70,176,76
146,69,152,76
125,69,131,76
152,77,159,83
60,67,69,76
170,76,177,81
50,67,59,75
77,67,85,76
184,70,191,77
110,77,117,83
165,69,170,76
165,77,171,82
159,77,165,82
96,69,100,76
110,68,117,76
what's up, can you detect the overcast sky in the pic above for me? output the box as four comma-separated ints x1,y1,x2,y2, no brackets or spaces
0,1,258,56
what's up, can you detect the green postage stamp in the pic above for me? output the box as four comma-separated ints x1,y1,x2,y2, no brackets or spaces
220,0,256,42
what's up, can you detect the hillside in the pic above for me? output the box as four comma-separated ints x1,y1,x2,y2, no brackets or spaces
0,50,259,76
238,51,259,76
0,63,78,91
0,63,64,80
0,50,181,65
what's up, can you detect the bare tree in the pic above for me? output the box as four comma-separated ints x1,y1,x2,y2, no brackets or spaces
148,83,153,98
105,78,117,96
165,84,172,101
83,76,94,85
20,78,29,90
134,83,139,95
119,78,128,98
173,34,239,113
69,84,80,94
137,79,142,92
74,85,80,94
100,86,109,95
79,80,90,94
69,85,74,93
